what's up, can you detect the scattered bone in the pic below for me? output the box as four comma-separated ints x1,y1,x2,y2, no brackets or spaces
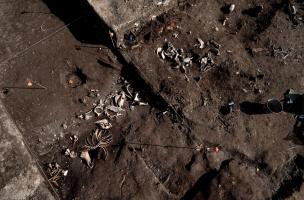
70,151,77,158
96,119,112,130
156,47,164,59
74,86,149,167
158,41,194,70
199,53,215,71
114,91,126,108
88,89,100,98
77,114,84,119
80,150,93,168
105,110,122,119
180,65,186,73
229,4,235,13
210,48,220,56
132,92,148,106
157,47,166,60
124,84,133,98
64,148,71,156
106,105,124,113
133,92,140,103
156,47,162,54
78,110,94,120
84,113,93,120
242,88,248,93
85,87,145,119
223,17,228,26
183,57,193,66
199,57,208,67
94,105,103,117
70,135,79,146
138,102,149,106
160,51,166,60
65,148,77,158
105,92,118,103
162,42,178,60
46,162,68,187
291,5,297,15
195,38,205,49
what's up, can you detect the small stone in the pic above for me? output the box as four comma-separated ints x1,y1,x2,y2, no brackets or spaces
172,33,178,38
203,97,208,106
130,105,135,111
61,123,68,130
242,88,248,93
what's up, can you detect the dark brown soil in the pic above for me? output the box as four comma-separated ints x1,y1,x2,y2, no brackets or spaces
1,0,303,199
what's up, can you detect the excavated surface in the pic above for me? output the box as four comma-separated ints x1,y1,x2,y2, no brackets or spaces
0,0,303,199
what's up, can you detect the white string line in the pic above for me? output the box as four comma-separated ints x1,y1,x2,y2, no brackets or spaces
0,16,82,65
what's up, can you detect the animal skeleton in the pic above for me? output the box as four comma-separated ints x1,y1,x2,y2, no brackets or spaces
83,129,113,160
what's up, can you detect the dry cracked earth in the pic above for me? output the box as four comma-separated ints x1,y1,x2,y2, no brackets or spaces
0,0,304,199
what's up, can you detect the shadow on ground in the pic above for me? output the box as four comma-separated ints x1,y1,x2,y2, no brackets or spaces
41,0,113,47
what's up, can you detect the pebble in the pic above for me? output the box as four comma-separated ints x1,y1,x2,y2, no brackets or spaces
61,123,68,130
